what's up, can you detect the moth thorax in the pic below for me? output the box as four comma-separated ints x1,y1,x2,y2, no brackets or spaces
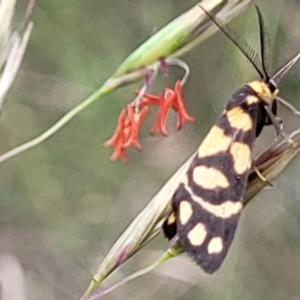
247,80,278,105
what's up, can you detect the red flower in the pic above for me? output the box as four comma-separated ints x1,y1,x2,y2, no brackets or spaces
103,108,129,162
140,80,195,135
104,80,194,162
122,105,148,150
149,91,175,136
103,105,148,162
173,80,195,130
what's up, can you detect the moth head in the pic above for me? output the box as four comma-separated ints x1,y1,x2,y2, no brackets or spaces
248,80,278,106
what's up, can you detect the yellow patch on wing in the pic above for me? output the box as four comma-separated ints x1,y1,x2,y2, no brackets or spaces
185,185,243,218
193,166,229,189
248,81,267,96
198,126,232,158
167,212,176,225
187,223,207,246
207,237,223,254
230,142,251,174
179,201,193,225
226,106,253,132
246,95,259,105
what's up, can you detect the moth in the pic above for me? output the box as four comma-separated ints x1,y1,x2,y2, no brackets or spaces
162,5,300,273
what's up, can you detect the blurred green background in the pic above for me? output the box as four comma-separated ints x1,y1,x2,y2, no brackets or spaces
1,0,300,299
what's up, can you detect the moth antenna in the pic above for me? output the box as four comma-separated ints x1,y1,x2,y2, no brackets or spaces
198,5,264,79
255,5,271,80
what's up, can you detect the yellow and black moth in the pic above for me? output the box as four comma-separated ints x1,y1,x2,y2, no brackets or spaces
162,5,300,273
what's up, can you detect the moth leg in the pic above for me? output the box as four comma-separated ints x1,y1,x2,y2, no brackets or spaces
253,165,273,187
264,106,286,139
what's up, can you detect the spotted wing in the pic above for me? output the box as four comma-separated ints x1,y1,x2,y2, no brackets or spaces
163,87,262,273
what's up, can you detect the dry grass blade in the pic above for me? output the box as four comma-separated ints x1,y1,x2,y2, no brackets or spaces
0,0,34,111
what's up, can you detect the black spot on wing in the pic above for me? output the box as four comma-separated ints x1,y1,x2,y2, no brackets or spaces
215,113,236,137
172,184,191,203
226,85,257,110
